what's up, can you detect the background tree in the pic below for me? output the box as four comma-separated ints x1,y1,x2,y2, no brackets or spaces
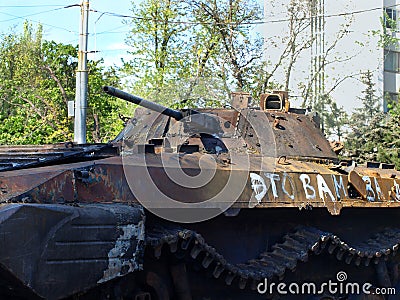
375,104,400,167
284,0,314,92
345,70,383,162
124,0,263,106
258,0,355,109
256,0,313,96
300,20,356,108
191,0,263,91
0,22,127,145
320,95,348,140
124,0,189,103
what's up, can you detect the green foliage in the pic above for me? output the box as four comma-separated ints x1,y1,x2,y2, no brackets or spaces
0,22,61,145
345,71,387,164
370,13,400,49
0,22,127,145
349,100,400,168
377,104,400,167
87,62,129,142
319,95,348,141
123,0,263,107
124,0,188,99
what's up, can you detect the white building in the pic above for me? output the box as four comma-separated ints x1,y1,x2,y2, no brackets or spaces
262,0,399,113
383,0,400,111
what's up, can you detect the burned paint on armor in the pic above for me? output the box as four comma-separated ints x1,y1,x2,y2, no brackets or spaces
0,88,398,299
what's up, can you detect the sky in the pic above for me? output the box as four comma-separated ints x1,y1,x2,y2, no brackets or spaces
0,1,388,113
0,1,134,65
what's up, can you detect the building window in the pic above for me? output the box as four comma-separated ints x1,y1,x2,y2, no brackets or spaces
384,92,399,113
385,8,398,29
384,50,400,72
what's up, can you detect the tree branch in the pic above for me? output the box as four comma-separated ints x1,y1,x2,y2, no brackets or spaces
42,65,68,105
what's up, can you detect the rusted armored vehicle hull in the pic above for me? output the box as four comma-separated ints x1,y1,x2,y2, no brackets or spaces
0,87,399,299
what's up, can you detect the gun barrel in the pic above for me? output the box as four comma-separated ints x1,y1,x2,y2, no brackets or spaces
103,86,183,121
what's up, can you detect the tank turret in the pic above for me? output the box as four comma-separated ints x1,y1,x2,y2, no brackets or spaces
103,86,336,160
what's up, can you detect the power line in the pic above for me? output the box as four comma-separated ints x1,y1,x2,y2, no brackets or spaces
0,3,396,37
266,3,400,23
96,31,130,35
0,4,79,23
65,38,79,44
96,25,128,35
89,3,400,26
95,48,131,52
0,11,78,34
0,5,68,8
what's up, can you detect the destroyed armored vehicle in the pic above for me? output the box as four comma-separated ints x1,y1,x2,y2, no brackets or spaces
0,86,399,299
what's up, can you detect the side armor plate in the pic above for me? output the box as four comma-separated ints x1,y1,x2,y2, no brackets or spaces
0,203,144,299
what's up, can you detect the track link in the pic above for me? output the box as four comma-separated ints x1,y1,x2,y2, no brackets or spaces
146,226,400,290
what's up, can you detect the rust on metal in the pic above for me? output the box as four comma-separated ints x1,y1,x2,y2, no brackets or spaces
0,86,399,298
259,91,289,112
330,140,344,154
231,92,250,110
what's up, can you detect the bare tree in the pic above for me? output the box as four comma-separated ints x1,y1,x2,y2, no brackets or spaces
284,0,314,91
262,0,355,107
260,0,314,94
300,20,355,107
190,0,263,91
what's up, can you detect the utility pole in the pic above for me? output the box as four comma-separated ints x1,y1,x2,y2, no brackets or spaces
74,0,89,144
310,0,325,130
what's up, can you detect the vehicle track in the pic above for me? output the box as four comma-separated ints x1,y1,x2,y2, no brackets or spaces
146,226,400,291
